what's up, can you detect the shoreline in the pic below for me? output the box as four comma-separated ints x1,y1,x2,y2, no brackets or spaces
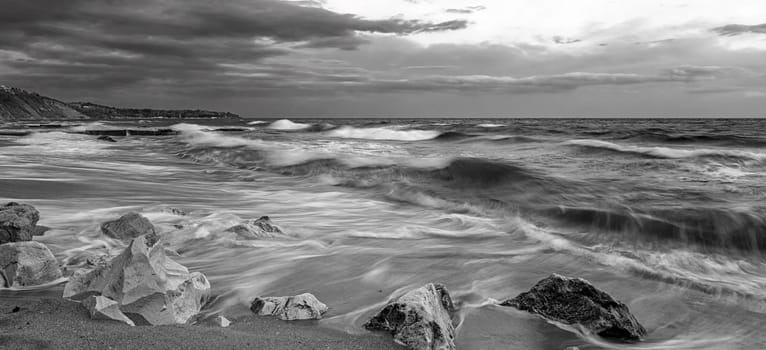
0,293,404,350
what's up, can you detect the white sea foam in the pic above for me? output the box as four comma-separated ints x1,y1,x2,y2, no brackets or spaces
566,139,766,160
268,119,312,130
326,126,441,141
247,120,268,125
477,123,505,128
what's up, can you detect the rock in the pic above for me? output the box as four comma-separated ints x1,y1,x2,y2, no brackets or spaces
97,135,117,142
32,225,50,236
250,293,328,320
63,234,211,325
163,207,187,216
0,241,62,288
82,295,135,326
225,216,284,239
213,315,231,327
364,283,456,350
500,274,647,341
100,212,156,241
0,202,41,244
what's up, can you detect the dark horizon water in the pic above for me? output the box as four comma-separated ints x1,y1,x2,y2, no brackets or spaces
2,118,766,349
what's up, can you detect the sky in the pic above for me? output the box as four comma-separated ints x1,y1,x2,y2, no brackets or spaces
1,0,765,117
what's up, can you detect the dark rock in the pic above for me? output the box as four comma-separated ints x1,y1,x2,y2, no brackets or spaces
365,283,456,350
500,274,647,342
100,212,156,241
97,135,117,142
0,241,62,287
225,216,284,239
32,225,50,236
0,202,41,244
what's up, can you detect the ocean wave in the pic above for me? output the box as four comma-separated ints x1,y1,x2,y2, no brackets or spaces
544,205,766,253
565,139,766,161
247,120,268,125
268,119,312,131
326,126,441,141
477,123,505,128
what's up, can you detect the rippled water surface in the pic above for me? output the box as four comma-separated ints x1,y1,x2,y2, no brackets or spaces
2,118,766,349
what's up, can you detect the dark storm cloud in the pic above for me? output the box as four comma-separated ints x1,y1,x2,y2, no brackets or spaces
0,0,467,95
713,23,766,36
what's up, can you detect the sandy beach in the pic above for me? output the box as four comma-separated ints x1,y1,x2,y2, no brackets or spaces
0,292,403,350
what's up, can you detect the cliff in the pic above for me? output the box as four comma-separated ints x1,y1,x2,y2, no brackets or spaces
0,85,88,121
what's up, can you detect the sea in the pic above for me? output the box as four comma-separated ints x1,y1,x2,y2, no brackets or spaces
2,118,766,349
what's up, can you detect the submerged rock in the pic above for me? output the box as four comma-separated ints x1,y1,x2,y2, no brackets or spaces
500,274,647,341
82,295,135,326
97,135,117,142
225,216,284,239
63,233,211,325
0,241,62,288
365,283,456,350
250,293,328,320
0,202,41,244
100,212,156,241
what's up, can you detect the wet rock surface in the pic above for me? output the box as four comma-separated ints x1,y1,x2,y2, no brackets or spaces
82,295,135,326
251,293,328,320
0,202,41,244
365,283,456,350
500,274,647,342
100,212,156,242
225,216,285,240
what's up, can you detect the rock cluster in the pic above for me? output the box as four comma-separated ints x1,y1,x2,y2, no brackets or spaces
365,283,456,350
64,232,210,326
226,216,285,240
500,274,647,341
250,293,328,320
0,202,61,288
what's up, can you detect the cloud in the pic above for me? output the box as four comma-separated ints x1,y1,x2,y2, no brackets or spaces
446,6,486,14
713,23,766,36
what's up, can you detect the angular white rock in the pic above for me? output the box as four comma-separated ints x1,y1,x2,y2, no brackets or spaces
250,293,328,320
82,295,135,326
63,234,211,325
0,241,62,288
213,315,231,328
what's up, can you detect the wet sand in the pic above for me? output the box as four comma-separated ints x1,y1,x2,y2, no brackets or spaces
0,294,403,350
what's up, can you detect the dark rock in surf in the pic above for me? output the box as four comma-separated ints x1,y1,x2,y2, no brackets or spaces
225,216,284,239
0,241,62,287
365,283,456,350
250,293,328,320
100,212,156,242
97,135,117,142
0,202,41,244
500,274,646,342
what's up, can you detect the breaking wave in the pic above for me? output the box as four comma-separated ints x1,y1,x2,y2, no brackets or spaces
565,139,766,161
326,126,441,141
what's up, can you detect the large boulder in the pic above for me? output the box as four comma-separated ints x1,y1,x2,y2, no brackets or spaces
0,241,62,287
63,233,211,325
0,202,41,244
500,274,647,341
100,212,156,241
364,283,456,350
250,293,328,320
82,295,135,326
225,216,284,240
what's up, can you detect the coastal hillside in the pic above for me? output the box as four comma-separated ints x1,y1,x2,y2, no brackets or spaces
0,85,87,121
68,102,240,120
0,85,240,121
